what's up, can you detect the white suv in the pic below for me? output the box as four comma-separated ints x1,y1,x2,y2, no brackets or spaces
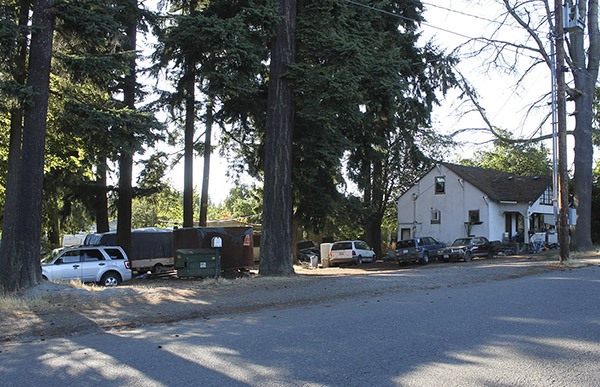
328,240,376,265
42,246,132,286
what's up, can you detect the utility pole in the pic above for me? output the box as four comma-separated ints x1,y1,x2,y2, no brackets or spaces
555,1,570,263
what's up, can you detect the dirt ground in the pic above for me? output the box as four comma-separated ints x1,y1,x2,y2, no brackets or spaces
1,250,598,343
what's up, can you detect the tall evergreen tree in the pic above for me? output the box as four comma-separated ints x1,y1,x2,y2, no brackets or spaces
567,0,599,251
116,0,139,256
152,0,276,228
348,1,456,254
289,1,456,254
259,0,296,275
0,0,55,291
50,0,162,240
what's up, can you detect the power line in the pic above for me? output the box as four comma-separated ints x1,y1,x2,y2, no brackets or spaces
421,1,503,25
343,0,474,40
343,0,543,61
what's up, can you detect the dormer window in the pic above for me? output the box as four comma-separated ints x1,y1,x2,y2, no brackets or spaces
541,186,553,205
435,176,446,194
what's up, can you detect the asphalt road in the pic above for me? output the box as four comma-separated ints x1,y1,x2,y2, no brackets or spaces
1,264,599,386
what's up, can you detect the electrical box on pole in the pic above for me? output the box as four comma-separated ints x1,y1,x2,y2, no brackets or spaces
564,2,584,32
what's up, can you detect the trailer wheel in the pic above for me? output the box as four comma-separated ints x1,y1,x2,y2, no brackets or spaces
152,263,165,274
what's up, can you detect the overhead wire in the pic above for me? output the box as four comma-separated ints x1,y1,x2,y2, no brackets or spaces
342,0,554,142
342,0,546,62
343,0,474,41
421,1,504,25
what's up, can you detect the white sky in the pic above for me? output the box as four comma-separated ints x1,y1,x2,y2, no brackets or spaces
422,1,562,153
143,0,577,205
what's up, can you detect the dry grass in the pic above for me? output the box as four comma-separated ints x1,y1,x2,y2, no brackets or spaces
0,293,48,310
0,280,103,313
66,280,108,291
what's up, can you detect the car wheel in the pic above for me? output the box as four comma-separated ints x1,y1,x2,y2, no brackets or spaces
420,252,430,265
152,263,165,274
487,251,494,259
100,272,121,286
464,251,472,262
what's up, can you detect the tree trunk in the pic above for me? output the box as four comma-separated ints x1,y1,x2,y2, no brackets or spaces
95,156,110,233
48,212,60,246
569,0,599,251
0,0,55,292
259,0,296,276
368,155,385,257
117,152,133,255
182,0,198,228
117,0,137,256
1,0,30,286
556,1,570,262
183,59,195,227
199,98,213,227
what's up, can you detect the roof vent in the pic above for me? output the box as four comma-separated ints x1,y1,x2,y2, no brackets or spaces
533,176,540,180
507,176,513,180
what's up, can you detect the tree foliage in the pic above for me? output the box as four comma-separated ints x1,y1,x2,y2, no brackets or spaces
460,130,552,176
289,0,457,254
216,185,263,224
0,0,165,291
152,0,276,227
0,0,461,289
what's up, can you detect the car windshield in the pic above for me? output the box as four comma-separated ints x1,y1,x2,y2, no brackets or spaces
452,238,472,246
41,248,63,264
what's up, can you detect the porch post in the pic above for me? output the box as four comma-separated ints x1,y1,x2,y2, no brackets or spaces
524,208,531,244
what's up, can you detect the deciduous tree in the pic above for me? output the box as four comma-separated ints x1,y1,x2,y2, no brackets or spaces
454,0,599,252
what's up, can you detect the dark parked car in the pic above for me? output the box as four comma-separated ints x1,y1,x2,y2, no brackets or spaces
440,236,496,262
395,237,446,264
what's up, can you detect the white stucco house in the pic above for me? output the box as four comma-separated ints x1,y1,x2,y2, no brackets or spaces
396,163,557,245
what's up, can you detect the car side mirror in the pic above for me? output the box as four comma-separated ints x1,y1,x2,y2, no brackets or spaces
55,258,63,264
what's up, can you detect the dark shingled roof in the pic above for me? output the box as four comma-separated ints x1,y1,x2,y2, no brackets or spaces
442,163,552,203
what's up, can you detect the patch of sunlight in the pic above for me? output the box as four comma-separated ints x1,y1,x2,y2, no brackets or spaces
164,342,284,384
37,338,161,385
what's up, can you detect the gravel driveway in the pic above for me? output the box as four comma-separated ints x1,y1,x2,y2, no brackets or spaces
1,252,597,343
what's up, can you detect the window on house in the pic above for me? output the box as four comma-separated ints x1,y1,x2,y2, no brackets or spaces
541,186,553,205
468,210,481,224
431,209,441,224
435,176,446,194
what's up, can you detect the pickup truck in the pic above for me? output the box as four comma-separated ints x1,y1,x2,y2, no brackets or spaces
394,237,446,264
439,236,497,262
